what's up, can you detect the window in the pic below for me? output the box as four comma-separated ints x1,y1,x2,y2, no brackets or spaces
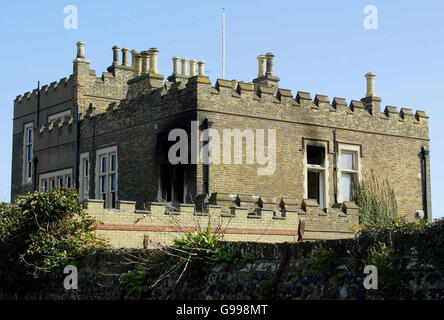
39,169,73,192
47,109,71,122
96,147,117,208
79,153,90,201
23,122,33,184
304,140,329,208
338,144,361,202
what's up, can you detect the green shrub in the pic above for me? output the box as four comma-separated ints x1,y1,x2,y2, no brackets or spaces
172,225,238,273
0,187,108,278
309,247,338,277
368,242,402,291
121,264,150,296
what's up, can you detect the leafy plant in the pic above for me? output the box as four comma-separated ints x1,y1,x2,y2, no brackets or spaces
121,264,150,296
368,242,402,291
309,247,338,277
172,225,238,274
0,187,108,278
354,172,400,231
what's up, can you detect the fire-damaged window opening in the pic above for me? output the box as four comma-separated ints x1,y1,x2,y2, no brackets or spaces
157,132,189,204
305,142,328,209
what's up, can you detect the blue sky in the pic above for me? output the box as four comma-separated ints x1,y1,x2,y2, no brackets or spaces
0,0,443,219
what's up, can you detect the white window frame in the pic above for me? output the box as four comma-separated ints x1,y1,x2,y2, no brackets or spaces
47,109,71,122
79,152,90,201
337,144,361,203
303,140,329,209
22,122,33,185
95,146,118,209
39,168,73,192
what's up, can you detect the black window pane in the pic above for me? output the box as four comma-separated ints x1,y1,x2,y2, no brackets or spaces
307,171,320,203
307,145,325,165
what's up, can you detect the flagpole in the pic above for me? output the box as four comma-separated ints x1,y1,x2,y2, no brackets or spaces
222,8,226,79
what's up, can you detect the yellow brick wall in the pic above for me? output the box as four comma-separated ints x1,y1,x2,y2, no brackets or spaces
86,199,357,248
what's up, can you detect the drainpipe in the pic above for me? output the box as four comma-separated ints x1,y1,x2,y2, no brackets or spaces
333,130,338,203
75,104,80,191
33,81,40,192
36,81,40,127
32,157,38,192
92,116,96,199
421,146,430,220
203,118,213,195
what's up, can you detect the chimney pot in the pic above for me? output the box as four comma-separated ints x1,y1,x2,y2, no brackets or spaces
172,56,180,75
112,46,121,65
189,59,197,77
131,50,142,76
181,58,189,76
76,41,85,59
257,55,266,77
365,72,376,97
148,48,159,74
265,52,275,76
197,61,205,76
121,48,130,66
141,51,150,75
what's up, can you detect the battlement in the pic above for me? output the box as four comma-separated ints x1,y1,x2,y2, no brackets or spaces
38,114,74,134
14,77,71,105
85,194,358,248
13,42,430,138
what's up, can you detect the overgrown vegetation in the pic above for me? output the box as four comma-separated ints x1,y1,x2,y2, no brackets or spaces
121,223,242,297
0,187,108,279
353,172,431,234
353,171,399,231
368,242,402,291
309,247,338,277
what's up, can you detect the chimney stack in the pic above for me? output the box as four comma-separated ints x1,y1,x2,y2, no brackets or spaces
148,48,159,74
121,48,130,67
253,52,280,90
128,48,164,91
73,41,90,75
361,72,381,116
112,45,121,66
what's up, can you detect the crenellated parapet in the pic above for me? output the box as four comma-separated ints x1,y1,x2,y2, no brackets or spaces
13,76,75,120
85,194,358,248
190,76,429,140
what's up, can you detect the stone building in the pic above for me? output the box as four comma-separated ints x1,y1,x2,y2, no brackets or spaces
10,42,431,247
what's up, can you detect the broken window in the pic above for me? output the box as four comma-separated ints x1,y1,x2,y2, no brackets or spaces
157,132,188,204
305,142,327,208
307,145,325,166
